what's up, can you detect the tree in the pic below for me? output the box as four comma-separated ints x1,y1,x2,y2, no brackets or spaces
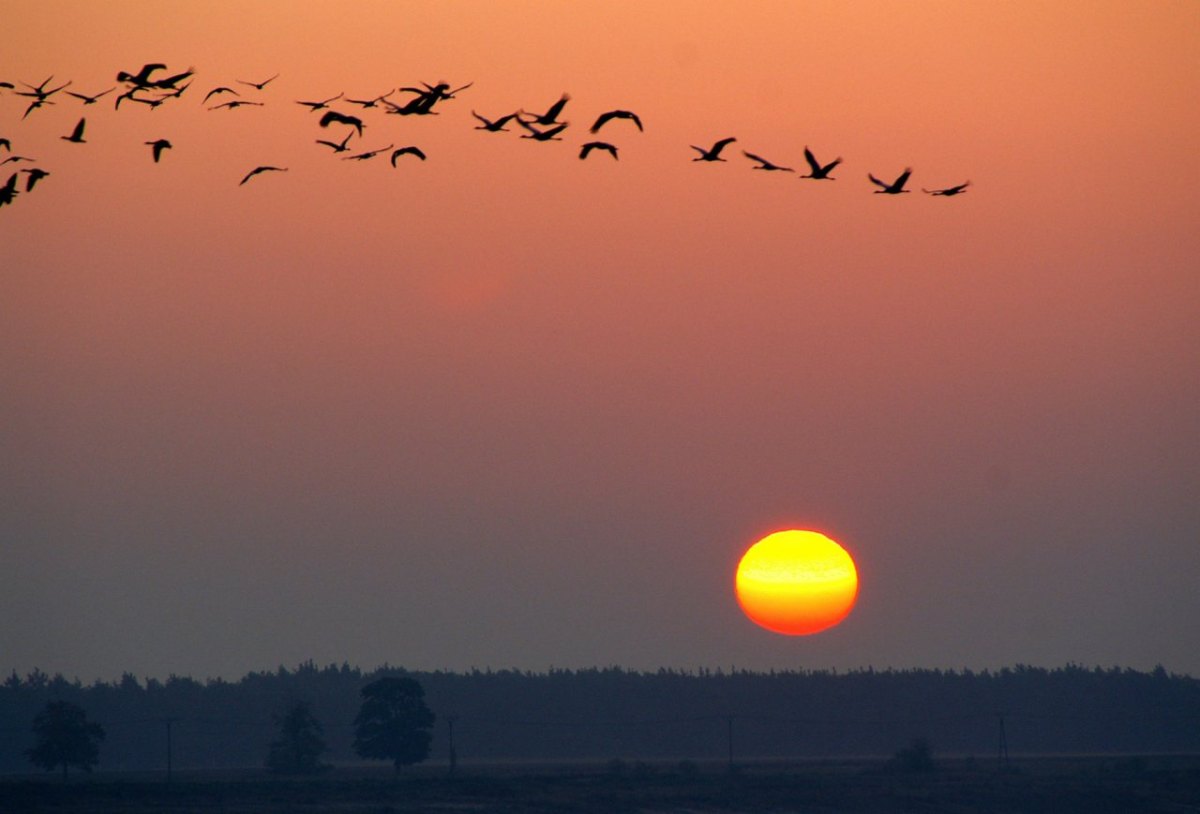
265,701,329,774
26,701,106,780
353,676,434,775
890,737,935,773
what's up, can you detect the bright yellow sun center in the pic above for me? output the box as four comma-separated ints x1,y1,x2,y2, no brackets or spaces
735,529,859,635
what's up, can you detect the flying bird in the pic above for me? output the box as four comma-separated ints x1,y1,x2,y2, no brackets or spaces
116,63,166,88
209,99,264,110
237,73,279,90
579,141,618,160
923,181,971,196
65,87,115,105
15,76,72,102
346,90,394,108
471,110,519,131
145,139,172,162
518,120,568,141
319,110,364,137
203,86,239,104
61,118,87,143
590,109,642,133
389,146,426,165
342,144,393,162
315,131,354,153
800,146,842,180
743,151,793,172
869,167,913,194
147,68,194,90
296,92,343,111
158,81,192,99
521,93,569,126
690,137,736,161
0,173,19,207
1,155,36,165
239,165,287,186
21,167,49,191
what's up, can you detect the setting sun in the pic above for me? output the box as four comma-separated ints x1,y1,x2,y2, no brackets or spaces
736,530,859,636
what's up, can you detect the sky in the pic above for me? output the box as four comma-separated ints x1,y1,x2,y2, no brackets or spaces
1,1,1197,683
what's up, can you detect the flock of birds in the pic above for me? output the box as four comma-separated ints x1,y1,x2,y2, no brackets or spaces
0,63,971,209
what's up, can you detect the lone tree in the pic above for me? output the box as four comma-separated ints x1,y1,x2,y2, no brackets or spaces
265,701,329,774
26,700,106,780
353,676,434,775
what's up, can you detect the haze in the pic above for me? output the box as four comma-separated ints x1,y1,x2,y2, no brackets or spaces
1,1,1197,682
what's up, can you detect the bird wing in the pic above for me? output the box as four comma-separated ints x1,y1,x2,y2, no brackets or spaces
742,151,769,165
893,168,912,190
868,173,888,189
803,147,821,174
543,93,570,121
70,119,85,139
590,111,615,133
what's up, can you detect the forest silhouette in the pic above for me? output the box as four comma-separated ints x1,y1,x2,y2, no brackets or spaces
2,663,1197,773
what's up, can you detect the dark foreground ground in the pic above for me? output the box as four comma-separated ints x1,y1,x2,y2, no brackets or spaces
3,755,1199,813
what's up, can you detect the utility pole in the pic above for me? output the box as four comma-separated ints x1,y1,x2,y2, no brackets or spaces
726,715,734,772
165,718,178,783
447,715,458,777
997,713,1009,772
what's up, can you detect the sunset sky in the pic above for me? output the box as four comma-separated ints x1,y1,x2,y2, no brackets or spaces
2,1,1197,683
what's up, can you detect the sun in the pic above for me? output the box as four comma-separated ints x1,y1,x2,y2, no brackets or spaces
735,529,859,635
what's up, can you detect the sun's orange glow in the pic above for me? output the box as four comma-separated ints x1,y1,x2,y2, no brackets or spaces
736,530,858,636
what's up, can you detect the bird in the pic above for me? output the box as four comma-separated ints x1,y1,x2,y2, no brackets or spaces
115,63,166,88
800,146,841,180
147,67,194,90
691,137,737,161
145,139,172,162
521,93,569,126
518,120,568,141
21,98,54,119
743,151,793,172
158,81,191,99
1,155,36,165
0,172,19,207
209,100,264,110
0,138,10,152
21,167,49,191
315,132,354,153
318,110,364,137
869,168,913,194
346,90,394,108
580,141,618,160
203,86,239,104
295,92,343,111
61,118,87,143
390,146,427,166
237,73,279,91
128,95,168,110
590,110,642,133
923,181,971,196
342,144,393,162
239,166,287,186
65,87,115,105
15,75,72,102
691,138,734,162
471,110,519,132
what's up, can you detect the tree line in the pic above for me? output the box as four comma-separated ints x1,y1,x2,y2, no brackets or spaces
2,663,1197,774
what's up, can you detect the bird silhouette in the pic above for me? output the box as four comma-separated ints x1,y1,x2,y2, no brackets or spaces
203,86,239,104
0,138,10,152
580,141,619,160
315,132,354,153
869,168,913,194
518,120,569,141
743,151,793,172
800,146,841,180
21,167,49,191
65,87,115,105
389,146,426,165
521,93,569,125
158,81,191,99
342,144,393,162
239,166,287,185
0,172,19,207
590,110,642,133
471,110,519,131
346,90,394,108
923,181,970,196
145,139,172,162
128,95,168,110
1,155,36,165
691,137,737,161
61,118,87,143
16,76,72,102
116,63,166,88
296,92,343,111
209,99,264,110
237,74,279,91
319,110,365,137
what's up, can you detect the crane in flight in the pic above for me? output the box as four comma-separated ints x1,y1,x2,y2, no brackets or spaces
923,181,970,196
691,137,736,161
868,168,913,194
799,147,841,180
743,151,793,172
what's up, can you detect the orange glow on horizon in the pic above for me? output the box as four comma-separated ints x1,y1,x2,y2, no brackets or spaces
736,530,858,636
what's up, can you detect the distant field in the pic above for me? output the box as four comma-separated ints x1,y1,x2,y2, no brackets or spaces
3,755,1198,812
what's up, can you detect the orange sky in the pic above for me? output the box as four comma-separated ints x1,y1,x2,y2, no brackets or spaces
2,1,1198,681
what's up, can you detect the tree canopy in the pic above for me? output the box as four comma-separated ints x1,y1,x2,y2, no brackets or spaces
26,700,106,779
265,700,329,774
352,676,434,773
